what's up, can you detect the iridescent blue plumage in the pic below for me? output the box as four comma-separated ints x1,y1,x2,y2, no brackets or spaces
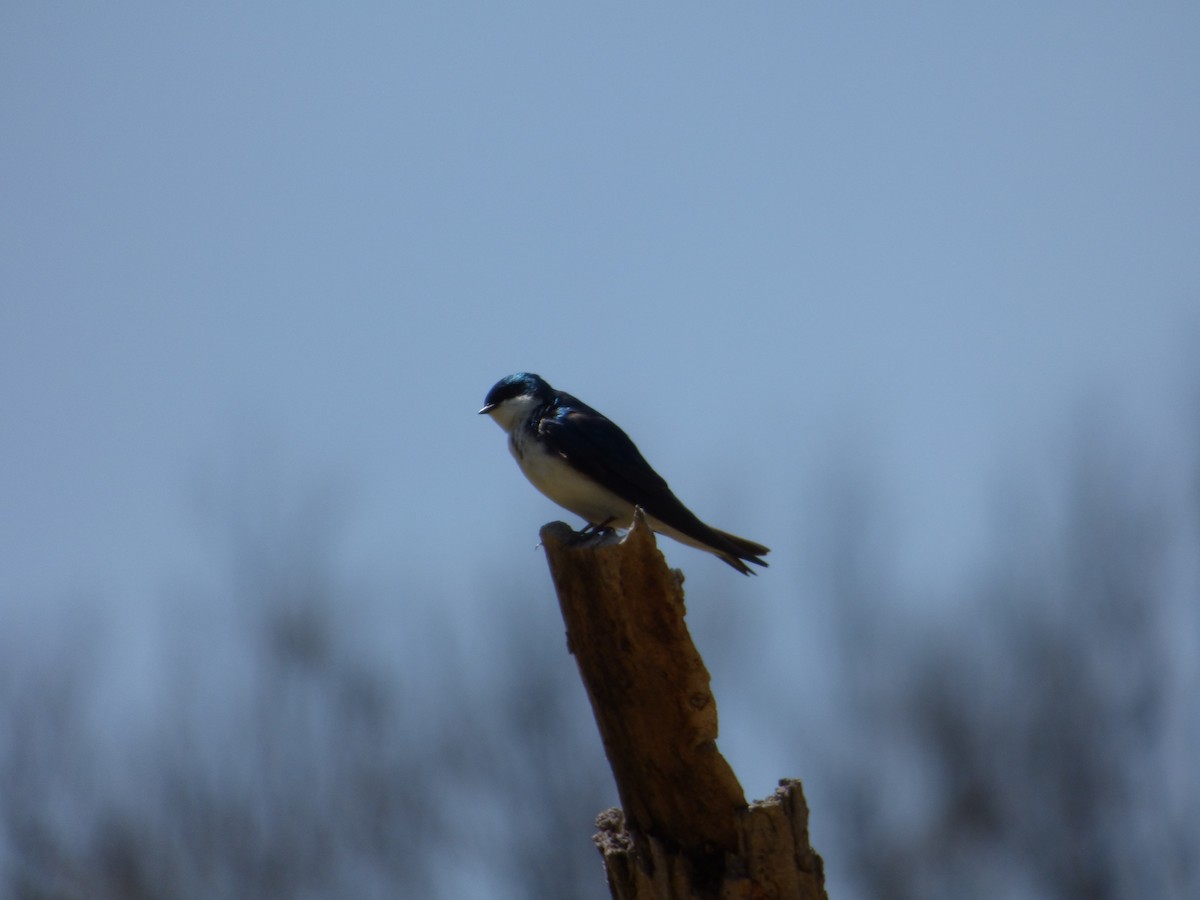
480,373,768,574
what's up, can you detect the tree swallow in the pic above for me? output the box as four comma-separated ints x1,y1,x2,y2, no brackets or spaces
479,372,769,575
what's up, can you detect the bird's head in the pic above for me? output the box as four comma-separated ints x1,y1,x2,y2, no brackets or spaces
478,372,554,431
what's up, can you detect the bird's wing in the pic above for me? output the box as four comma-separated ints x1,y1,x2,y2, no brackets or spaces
537,398,721,540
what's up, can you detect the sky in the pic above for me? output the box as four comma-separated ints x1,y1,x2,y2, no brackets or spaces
3,0,1199,849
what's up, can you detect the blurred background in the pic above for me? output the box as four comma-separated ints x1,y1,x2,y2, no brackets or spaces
3,4,1198,898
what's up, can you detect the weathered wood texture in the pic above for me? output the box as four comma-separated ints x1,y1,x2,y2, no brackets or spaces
540,513,827,900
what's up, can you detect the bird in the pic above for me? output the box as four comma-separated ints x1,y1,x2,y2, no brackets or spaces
479,372,769,574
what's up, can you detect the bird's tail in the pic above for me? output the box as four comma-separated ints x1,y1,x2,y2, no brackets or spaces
711,529,770,576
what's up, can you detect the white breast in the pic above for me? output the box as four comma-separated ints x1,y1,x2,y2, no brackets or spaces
509,428,637,527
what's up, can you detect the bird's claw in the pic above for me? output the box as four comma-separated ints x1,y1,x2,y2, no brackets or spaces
580,516,617,537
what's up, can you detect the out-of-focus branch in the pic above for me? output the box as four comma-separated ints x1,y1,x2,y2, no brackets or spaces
541,512,827,900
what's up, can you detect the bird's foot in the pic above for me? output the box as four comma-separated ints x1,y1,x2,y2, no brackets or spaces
579,516,617,537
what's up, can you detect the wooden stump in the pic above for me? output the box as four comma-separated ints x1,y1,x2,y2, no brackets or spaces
541,512,827,900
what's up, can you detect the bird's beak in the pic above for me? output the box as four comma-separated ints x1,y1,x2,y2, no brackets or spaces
478,404,495,415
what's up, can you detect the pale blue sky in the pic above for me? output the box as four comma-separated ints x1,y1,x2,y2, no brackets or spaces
3,0,1199,834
